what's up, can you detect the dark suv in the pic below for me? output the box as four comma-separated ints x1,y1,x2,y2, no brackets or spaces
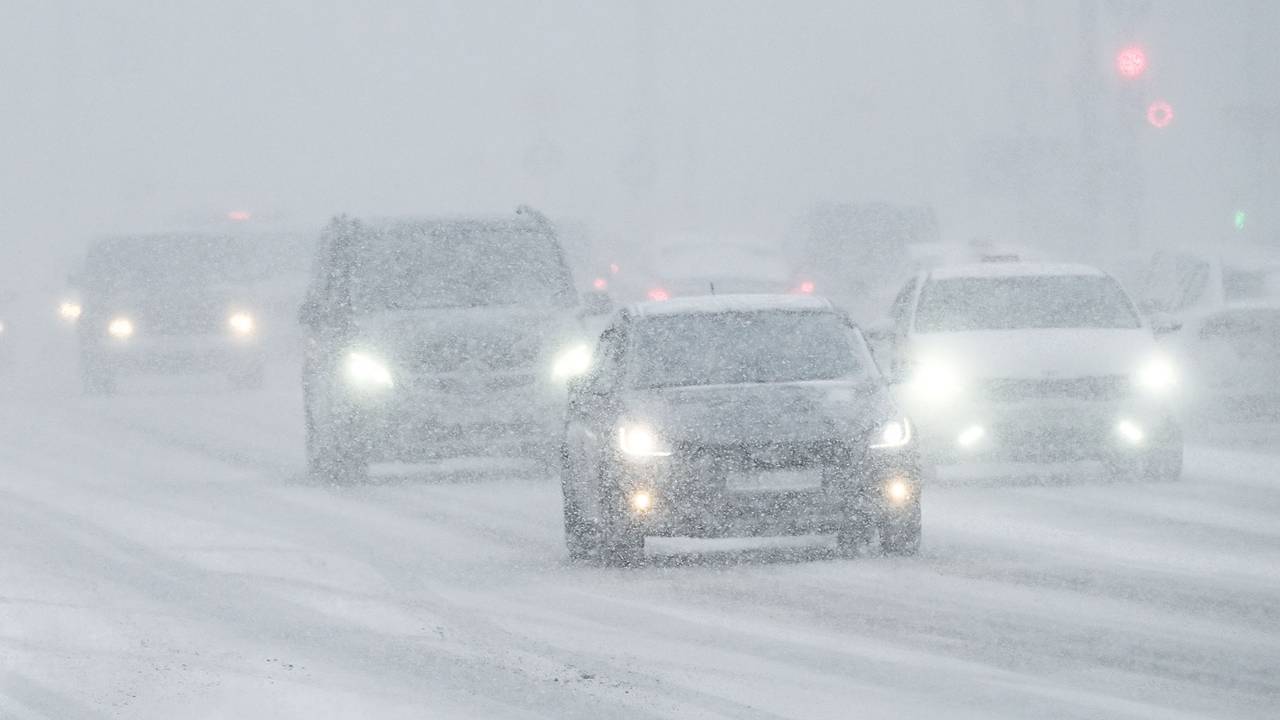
300,208,598,481
75,234,267,394
560,295,922,566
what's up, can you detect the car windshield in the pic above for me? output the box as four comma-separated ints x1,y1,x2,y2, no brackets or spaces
915,275,1140,332
84,236,255,296
628,311,864,388
348,223,574,311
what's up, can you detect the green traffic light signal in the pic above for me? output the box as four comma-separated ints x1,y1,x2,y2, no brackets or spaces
1234,210,1247,231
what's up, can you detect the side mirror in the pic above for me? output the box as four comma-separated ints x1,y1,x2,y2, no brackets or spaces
580,290,614,317
298,298,321,330
864,318,896,344
1150,312,1182,336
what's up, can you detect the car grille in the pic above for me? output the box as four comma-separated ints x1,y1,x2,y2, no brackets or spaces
980,375,1131,402
408,334,540,373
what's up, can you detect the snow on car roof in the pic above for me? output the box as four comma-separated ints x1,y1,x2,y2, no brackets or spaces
928,261,1106,280
631,293,832,318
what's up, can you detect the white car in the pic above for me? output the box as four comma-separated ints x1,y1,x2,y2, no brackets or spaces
1139,247,1280,417
869,261,1182,480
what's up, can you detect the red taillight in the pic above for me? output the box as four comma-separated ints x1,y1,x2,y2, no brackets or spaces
609,262,620,275
228,210,251,221
592,277,608,290
647,287,670,302
795,280,815,294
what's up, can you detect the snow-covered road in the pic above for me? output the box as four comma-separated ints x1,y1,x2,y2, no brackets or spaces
2,367,1278,719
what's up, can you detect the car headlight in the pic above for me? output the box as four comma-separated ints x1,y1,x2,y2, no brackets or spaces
870,418,913,449
345,351,394,391
551,342,592,380
228,311,255,336
59,301,83,321
1135,354,1177,394
617,423,672,458
107,317,134,339
908,357,964,405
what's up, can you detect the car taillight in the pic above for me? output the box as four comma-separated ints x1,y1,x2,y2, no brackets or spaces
647,287,670,302
609,262,620,275
794,280,815,294
593,277,608,290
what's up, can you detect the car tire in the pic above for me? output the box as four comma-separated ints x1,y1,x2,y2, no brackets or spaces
561,457,594,561
229,363,265,391
305,389,369,484
880,501,922,556
1144,442,1183,483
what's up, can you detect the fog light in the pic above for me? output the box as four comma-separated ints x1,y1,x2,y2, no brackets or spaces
59,301,83,321
107,317,134,339
1116,419,1145,445
884,478,911,505
957,424,985,448
629,490,653,513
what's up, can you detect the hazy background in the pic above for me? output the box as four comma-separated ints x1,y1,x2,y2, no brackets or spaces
3,0,1277,284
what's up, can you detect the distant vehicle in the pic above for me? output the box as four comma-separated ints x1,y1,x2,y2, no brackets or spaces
74,234,268,394
869,262,1183,480
560,294,922,566
792,202,940,314
635,235,806,302
299,208,603,482
1139,246,1280,417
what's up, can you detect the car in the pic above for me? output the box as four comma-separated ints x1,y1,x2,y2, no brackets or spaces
299,207,602,482
560,294,922,566
1138,246,1280,418
74,234,268,394
869,261,1183,480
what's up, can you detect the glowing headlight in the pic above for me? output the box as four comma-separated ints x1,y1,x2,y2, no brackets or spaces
884,477,912,505
629,490,654,513
59,301,83,321
1135,355,1177,394
908,358,964,404
228,311,255,336
551,343,592,380
617,423,672,458
345,351,394,391
870,418,913,449
107,317,134,339
1116,418,1145,445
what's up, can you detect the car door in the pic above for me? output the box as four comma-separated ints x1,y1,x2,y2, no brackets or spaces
564,316,629,517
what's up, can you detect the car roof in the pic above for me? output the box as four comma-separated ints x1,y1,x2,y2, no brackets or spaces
927,261,1107,280
629,293,833,318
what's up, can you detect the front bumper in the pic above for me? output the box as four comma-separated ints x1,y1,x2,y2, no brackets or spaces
346,372,565,461
908,398,1178,463
88,334,264,374
607,445,921,538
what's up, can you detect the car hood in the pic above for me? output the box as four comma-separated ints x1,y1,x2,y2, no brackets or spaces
621,379,895,445
356,306,582,374
909,328,1157,380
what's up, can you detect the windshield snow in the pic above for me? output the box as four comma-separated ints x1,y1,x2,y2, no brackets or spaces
629,311,864,388
915,275,1141,332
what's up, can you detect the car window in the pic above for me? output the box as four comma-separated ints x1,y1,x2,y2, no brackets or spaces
627,310,864,389
915,275,1141,332
586,320,627,394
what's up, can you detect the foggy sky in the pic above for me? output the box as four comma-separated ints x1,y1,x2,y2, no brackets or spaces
2,1,1275,283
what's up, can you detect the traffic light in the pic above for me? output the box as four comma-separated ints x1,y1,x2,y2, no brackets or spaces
1115,45,1148,79
1234,210,1247,231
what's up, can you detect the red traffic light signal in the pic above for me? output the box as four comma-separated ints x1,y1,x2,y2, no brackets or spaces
1147,100,1174,128
1116,45,1148,79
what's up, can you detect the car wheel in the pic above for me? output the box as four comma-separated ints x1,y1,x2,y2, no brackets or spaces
305,391,368,484
81,362,117,396
229,363,265,390
1144,442,1183,483
880,501,922,556
561,458,594,561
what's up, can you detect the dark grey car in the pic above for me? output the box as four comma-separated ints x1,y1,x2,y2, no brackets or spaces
560,295,923,566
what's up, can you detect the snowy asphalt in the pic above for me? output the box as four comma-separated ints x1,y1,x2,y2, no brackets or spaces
2,364,1278,719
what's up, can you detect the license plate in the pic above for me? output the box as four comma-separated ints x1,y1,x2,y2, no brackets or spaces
726,468,823,492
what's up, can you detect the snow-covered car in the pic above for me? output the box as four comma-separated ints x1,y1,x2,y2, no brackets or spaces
560,295,922,566
300,208,599,482
633,235,808,302
1139,246,1280,417
74,234,268,394
869,262,1182,480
